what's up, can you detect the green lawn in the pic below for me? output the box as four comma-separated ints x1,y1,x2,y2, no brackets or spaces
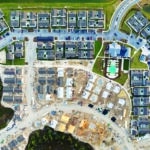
114,72,128,85
123,59,130,71
92,57,104,76
131,50,148,69
131,47,136,58
99,42,107,57
142,5,150,20
94,40,102,58
6,58,25,65
0,0,114,3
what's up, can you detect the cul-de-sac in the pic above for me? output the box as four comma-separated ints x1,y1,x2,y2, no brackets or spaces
0,0,150,150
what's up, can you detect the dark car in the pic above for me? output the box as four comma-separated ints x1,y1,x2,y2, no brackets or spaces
88,104,94,108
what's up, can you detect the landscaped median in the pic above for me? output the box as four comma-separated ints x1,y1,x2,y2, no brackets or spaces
94,39,102,58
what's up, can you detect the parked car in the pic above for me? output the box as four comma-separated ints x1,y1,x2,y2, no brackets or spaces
88,104,94,108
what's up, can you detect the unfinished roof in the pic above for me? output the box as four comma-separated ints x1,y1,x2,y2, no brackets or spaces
61,114,70,124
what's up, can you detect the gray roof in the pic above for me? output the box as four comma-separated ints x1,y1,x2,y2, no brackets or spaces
130,70,149,86
133,97,150,106
77,20,87,28
78,10,86,18
51,9,66,17
16,68,22,75
133,107,149,116
38,13,49,18
37,50,55,60
88,10,104,19
10,11,19,19
11,20,20,28
1,146,9,150
78,42,94,49
134,11,149,26
127,11,149,33
37,85,44,94
78,50,93,59
3,86,14,93
132,87,150,96
14,96,22,103
17,135,25,143
3,96,13,102
38,67,47,74
141,24,150,38
56,41,64,49
47,85,54,94
8,140,18,148
51,17,66,27
127,16,143,33
38,21,49,28
6,53,14,60
68,11,76,18
14,86,22,93
38,77,46,84
16,78,22,85
88,19,104,28
47,77,55,84
57,77,64,87
47,68,56,74
4,68,15,75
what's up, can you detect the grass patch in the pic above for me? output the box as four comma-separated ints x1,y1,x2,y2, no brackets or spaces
142,4,150,20
0,0,114,3
120,8,139,34
114,72,128,85
92,57,104,76
6,58,25,65
123,59,130,71
99,42,106,57
131,50,148,69
131,47,136,58
94,40,102,58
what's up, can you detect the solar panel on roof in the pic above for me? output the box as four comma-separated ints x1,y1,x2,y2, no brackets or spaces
38,77,46,84
3,96,13,102
1,146,9,150
37,36,54,42
38,68,47,74
3,86,14,93
4,69,15,75
17,135,25,143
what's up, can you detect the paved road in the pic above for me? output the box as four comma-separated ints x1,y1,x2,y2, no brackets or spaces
109,0,140,30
